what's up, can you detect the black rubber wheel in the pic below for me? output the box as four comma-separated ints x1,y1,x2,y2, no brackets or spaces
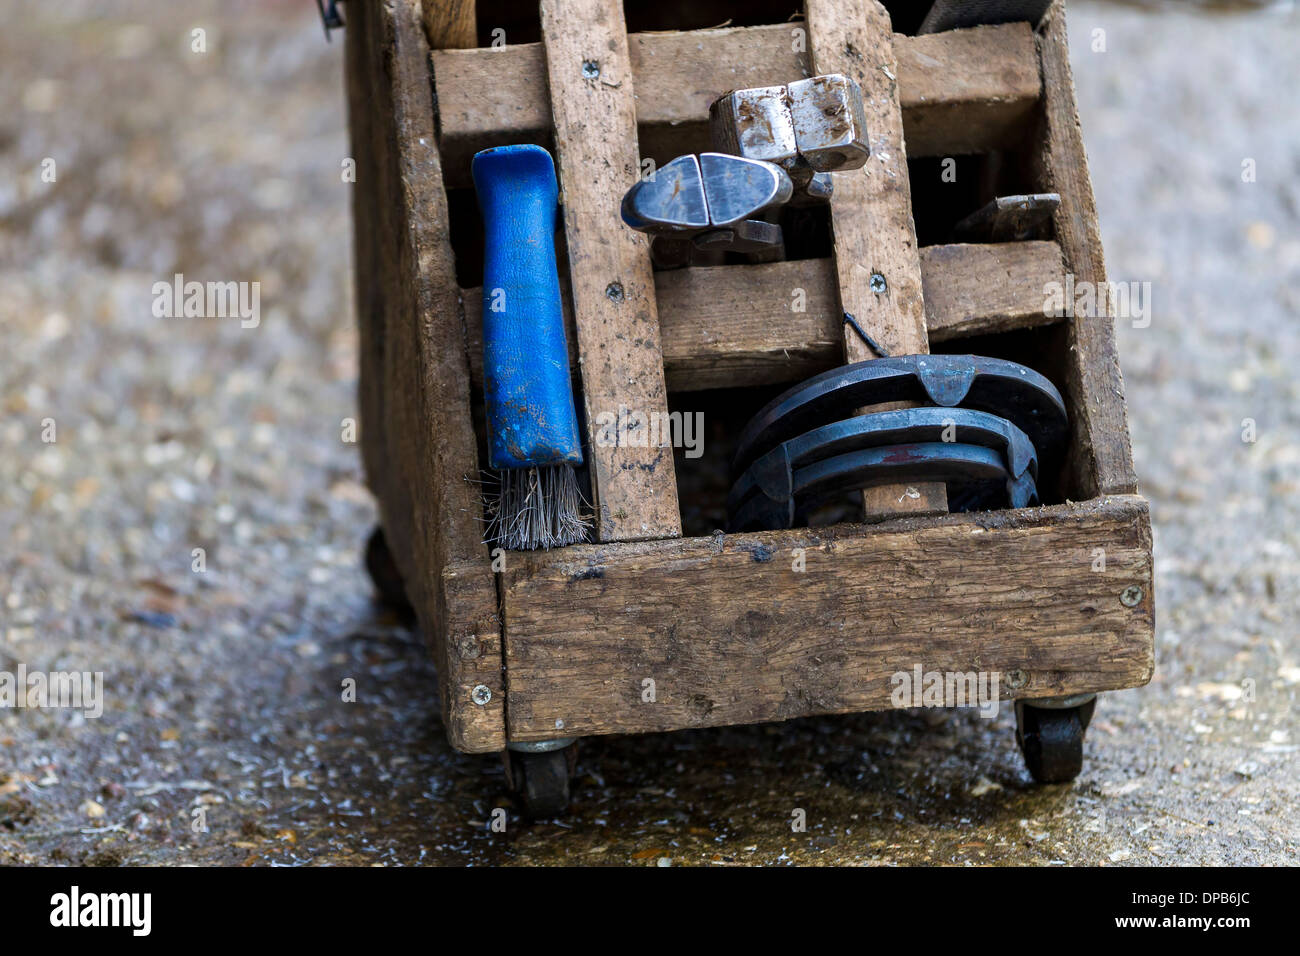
364,526,412,614
1016,698,1095,784
508,746,574,818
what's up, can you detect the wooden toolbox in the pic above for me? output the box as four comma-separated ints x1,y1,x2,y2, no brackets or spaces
342,0,1154,807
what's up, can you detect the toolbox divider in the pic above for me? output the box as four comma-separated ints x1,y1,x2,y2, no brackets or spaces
539,0,683,542
461,241,1068,393
806,0,946,519
432,21,1043,187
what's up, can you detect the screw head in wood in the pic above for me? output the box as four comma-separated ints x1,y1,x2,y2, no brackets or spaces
870,272,887,293
1120,585,1144,607
471,684,493,706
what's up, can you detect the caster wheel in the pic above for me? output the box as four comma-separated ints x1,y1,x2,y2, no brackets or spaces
1016,697,1095,784
506,744,576,818
364,526,412,614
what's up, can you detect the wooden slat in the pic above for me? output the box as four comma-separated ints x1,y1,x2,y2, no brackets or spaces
432,21,1041,186
501,495,1155,741
420,0,476,49
345,0,504,753
1034,1,1138,498
462,241,1066,392
920,241,1064,340
807,0,946,520
899,24,1042,156
347,0,387,494
539,0,682,542
657,260,836,393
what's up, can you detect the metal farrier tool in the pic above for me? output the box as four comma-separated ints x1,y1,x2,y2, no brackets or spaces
622,74,866,268
621,74,1070,530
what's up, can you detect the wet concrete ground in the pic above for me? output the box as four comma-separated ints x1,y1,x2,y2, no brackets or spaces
1,1,1296,865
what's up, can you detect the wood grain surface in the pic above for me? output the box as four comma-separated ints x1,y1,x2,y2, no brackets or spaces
806,0,946,519
432,21,1041,185
502,495,1155,740
1033,1,1139,498
347,0,503,752
462,241,1066,392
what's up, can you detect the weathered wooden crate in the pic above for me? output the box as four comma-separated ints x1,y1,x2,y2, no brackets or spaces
343,0,1153,767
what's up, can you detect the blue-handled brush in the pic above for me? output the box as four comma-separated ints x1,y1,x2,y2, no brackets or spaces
472,144,588,550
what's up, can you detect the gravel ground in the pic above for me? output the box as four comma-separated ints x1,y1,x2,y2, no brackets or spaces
0,0,1295,866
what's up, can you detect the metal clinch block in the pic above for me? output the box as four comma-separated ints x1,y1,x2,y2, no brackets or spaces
620,152,793,269
621,75,868,266
709,73,871,205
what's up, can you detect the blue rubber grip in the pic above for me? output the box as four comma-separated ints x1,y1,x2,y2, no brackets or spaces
471,145,584,470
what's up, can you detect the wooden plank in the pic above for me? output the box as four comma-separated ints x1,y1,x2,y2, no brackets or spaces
1033,1,1138,498
346,0,387,495
421,0,476,49
921,240,1064,340
807,0,946,520
501,495,1155,741
345,0,504,753
900,24,1042,156
432,22,1041,186
462,242,1066,392
657,259,838,393
539,0,682,542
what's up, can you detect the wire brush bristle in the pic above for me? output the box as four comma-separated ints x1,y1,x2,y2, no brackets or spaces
484,464,590,551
